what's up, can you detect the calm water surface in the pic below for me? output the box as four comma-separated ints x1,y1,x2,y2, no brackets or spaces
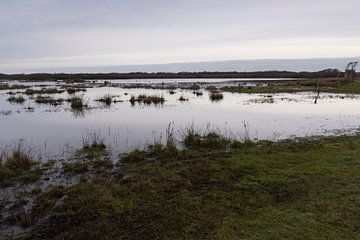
1,80,360,157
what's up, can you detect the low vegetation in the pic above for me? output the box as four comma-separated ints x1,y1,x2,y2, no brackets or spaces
209,91,224,101
66,88,86,94
0,145,39,186
183,129,230,149
68,96,88,110
95,94,121,106
221,78,360,94
178,96,188,102
25,88,65,95
79,134,107,159
7,96,26,103
63,161,88,175
193,91,203,96
35,96,64,106
0,83,29,90
15,134,360,239
129,94,165,105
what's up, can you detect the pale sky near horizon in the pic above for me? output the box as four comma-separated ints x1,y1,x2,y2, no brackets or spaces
1,0,360,72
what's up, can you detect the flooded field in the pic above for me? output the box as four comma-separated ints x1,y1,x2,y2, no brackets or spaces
1,79,360,158
2,78,360,238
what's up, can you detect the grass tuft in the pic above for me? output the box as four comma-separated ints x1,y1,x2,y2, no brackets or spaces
209,91,224,101
7,96,26,103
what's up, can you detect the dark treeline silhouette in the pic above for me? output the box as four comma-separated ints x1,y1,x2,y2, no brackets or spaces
0,69,343,81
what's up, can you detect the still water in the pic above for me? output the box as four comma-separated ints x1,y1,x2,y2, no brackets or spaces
1,80,360,157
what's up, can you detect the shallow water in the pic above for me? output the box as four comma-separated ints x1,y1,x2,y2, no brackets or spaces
1,80,360,157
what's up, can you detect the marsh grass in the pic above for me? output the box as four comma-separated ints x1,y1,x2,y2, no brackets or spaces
96,94,113,106
35,96,64,106
193,91,203,96
0,142,40,186
12,186,65,227
68,95,88,110
25,88,65,95
129,94,165,105
178,96,188,101
123,124,179,162
220,78,360,94
96,94,122,106
66,88,87,94
79,133,107,159
7,96,26,104
209,91,224,101
182,126,231,150
186,84,201,90
20,134,360,239
63,161,89,175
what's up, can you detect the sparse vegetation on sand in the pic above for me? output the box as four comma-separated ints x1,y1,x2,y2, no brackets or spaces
129,94,165,105
35,96,64,106
209,91,224,101
25,88,65,95
14,134,360,239
7,95,26,103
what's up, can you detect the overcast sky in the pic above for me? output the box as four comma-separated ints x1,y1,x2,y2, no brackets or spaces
1,0,360,73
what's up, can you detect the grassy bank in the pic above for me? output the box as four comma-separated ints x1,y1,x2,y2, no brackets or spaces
222,78,360,94
10,133,360,240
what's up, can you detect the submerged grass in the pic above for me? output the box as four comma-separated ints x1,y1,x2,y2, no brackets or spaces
18,134,360,239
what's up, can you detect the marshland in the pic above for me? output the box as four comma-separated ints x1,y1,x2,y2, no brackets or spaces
1,74,360,239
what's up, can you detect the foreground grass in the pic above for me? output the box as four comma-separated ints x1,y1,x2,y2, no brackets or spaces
0,150,40,187
17,135,360,239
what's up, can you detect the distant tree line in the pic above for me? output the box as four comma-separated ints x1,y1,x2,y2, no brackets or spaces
0,69,343,81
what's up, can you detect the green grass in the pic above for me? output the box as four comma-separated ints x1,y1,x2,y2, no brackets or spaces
18,135,360,239
327,80,360,93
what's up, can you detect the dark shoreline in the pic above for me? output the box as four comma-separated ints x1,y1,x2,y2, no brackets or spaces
0,69,345,81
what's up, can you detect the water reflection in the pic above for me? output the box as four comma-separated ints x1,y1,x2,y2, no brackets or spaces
1,81,360,156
